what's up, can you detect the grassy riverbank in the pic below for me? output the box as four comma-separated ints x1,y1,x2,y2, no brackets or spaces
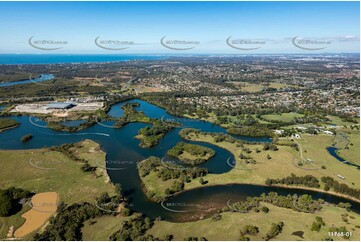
139,128,359,201
0,139,117,239
0,139,115,204
183,130,359,199
81,214,140,241
147,203,360,241
336,129,360,166
0,118,19,133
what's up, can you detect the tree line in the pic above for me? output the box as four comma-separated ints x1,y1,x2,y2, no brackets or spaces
33,202,105,240
224,192,323,214
265,174,320,188
110,214,153,241
321,176,360,199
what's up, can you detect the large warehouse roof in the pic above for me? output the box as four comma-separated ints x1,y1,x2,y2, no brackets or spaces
46,102,76,109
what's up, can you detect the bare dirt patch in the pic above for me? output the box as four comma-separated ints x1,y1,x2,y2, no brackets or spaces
14,192,58,238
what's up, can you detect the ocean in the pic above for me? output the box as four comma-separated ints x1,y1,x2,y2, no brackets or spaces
0,54,165,65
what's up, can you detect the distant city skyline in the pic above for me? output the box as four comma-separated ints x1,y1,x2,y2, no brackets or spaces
0,1,359,54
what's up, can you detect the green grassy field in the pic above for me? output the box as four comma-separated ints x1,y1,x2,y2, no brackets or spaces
140,170,175,198
333,132,351,149
0,139,115,205
168,142,215,164
0,140,116,239
0,118,19,132
147,203,360,241
138,130,359,202
326,115,360,126
137,130,360,201
297,134,359,188
230,81,299,93
261,112,304,123
336,129,360,166
180,132,359,199
81,214,139,241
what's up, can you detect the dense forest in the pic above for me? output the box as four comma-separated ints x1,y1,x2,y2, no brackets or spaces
0,187,32,217
265,174,360,199
228,126,273,137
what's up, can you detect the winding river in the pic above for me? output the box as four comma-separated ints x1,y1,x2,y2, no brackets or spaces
0,74,54,87
0,99,359,222
327,146,360,169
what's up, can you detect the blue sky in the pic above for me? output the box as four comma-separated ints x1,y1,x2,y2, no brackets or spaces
0,1,359,54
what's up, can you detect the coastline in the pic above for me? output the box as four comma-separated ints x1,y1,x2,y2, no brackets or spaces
0,54,167,65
